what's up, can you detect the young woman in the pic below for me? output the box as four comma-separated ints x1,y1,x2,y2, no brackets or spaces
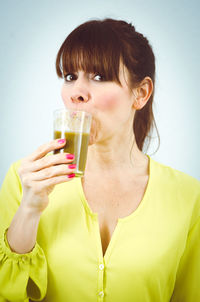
0,18,199,302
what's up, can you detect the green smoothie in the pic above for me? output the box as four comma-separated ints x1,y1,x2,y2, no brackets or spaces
54,130,90,177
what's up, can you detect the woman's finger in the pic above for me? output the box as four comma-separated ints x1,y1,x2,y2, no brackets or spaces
26,153,75,173
30,164,76,181
27,139,66,162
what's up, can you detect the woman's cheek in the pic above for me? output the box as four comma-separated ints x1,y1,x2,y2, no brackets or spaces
97,93,120,111
61,87,68,106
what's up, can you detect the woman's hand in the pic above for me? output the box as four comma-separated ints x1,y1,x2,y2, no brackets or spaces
18,139,76,213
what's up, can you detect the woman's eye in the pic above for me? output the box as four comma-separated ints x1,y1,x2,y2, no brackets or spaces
64,73,76,81
93,74,105,81
64,73,105,82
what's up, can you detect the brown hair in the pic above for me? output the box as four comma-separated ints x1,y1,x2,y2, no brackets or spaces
56,18,160,154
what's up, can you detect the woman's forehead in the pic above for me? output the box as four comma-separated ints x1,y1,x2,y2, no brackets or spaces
71,62,131,89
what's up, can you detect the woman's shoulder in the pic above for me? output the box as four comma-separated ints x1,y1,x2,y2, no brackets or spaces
149,156,200,226
149,155,200,194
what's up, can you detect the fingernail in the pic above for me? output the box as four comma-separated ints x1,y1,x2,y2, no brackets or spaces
66,154,75,159
67,173,76,178
58,139,66,144
68,164,76,169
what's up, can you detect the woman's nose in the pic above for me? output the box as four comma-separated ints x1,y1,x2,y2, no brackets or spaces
70,74,90,103
71,92,89,103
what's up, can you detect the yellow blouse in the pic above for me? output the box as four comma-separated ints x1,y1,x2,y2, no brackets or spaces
0,155,200,302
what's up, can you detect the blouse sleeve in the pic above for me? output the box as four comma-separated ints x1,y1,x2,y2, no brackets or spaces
0,161,47,302
170,215,200,301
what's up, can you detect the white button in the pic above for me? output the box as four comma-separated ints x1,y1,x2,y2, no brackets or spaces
98,291,104,298
21,256,27,262
99,264,104,270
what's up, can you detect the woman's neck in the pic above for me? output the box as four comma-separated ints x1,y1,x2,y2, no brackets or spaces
84,140,149,179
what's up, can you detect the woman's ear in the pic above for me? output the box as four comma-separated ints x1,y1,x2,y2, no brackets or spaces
132,77,153,110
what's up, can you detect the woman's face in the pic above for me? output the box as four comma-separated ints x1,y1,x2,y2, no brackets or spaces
61,63,136,145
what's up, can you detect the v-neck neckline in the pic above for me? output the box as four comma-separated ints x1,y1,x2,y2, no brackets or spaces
77,154,153,261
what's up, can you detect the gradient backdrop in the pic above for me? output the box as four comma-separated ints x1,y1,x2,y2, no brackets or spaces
0,0,200,185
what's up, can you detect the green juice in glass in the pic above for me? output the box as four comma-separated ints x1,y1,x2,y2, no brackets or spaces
54,130,90,177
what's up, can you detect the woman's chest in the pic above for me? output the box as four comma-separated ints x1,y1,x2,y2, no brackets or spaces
81,176,149,256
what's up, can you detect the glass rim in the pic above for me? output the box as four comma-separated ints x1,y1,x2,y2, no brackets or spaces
53,108,92,117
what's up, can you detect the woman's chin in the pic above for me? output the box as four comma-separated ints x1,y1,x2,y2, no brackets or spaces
88,134,96,146
88,118,99,145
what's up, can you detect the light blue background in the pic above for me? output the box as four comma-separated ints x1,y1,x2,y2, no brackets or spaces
0,0,200,185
